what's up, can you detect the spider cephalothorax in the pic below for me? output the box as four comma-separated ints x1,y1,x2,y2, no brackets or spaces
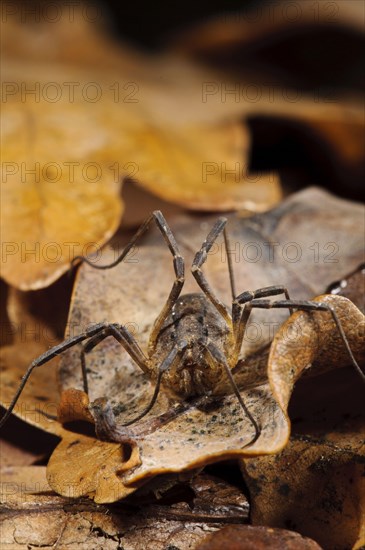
152,293,233,399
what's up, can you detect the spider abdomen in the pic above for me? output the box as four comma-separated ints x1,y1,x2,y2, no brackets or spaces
151,293,233,398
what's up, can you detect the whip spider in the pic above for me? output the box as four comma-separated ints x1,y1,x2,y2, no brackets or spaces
1,212,363,445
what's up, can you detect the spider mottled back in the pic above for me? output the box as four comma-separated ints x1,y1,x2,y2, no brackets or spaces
151,293,233,398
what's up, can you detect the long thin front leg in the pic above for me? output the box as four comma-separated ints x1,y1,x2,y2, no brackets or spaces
70,211,185,355
80,323,149,393
205,341,260,445
191,218,232,326
148,212,185,350
0,323,115,429
232,285,293,360
71,212,157,271
121,342,188,426
245,299,365,383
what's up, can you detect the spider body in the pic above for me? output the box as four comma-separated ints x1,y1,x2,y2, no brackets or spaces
151,293,233,399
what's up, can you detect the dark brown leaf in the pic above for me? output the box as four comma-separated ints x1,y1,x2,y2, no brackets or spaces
196,525,323,550
241,435,364,550
240,362,365,550
1,467,247,549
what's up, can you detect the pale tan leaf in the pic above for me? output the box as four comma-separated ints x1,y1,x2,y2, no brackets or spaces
1,8,283,291
1,466,243,549
47,431,140,503
268,294,365,413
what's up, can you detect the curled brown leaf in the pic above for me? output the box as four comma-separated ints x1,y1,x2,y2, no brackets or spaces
3,190,364,502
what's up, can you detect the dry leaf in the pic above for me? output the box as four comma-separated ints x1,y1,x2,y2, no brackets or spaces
196,525,323,550
60,187,365,394
0,286,141,503
69,294,362,494
241,434,364,550
1,7,282,291
2,189,363,501
47,431,140,503
268,294,365,410
0,285,67,435
240,346,365,550
1,69,124,290
1,466,245,549
173,0,364,199
30,188,361,501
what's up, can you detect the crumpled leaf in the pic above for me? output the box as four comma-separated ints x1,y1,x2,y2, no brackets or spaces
0,287,64,436
60,187,365,393
39,188,363,501
1,466,246,549
0,345,139,504
241,427,364,549
57,388,94,424
47,431,140,503
268,294,365,413
0,285,140,504
196,525,322,550
1,8,281,291
240,338,365,550
54,293,362,498
2,189,363,501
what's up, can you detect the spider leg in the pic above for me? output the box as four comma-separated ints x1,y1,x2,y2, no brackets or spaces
232,285,293,360
80,323,149,393
191,218,232,326
246,299,365,383
70,211,185,354
148,212,185,351
71,211,160,271
205,341,260,445
121,341,188,426
0,322,115,429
